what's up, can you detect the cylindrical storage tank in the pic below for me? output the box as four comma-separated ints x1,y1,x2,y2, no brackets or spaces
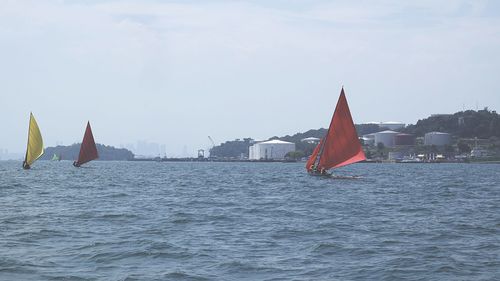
254,140,296,160
374,130,399,148
395,133,415,145
424,132,451,146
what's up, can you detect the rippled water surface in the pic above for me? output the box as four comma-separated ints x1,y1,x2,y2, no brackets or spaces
1,161,499,280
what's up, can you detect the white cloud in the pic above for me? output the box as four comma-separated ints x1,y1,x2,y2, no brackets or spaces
1,0,499,154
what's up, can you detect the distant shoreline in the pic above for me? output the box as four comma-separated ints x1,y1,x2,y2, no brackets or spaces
128,158,500,164
1,159,499,164
129,157,297,163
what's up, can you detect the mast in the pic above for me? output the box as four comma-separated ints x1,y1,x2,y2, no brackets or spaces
314,87,345,170
314,111,334,169
23,113,32,168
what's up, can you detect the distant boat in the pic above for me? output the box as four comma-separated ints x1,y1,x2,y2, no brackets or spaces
23,112,44,169
306,88,366,177
51,153,60,161
73,121,98,167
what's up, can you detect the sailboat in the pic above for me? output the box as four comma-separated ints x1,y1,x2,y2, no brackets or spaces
51,153,60,161
306,88,366,177
23,112,44,169
73,121,99,167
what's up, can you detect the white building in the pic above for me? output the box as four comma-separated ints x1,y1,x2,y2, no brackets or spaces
301,137,320,144
367,121,405,130
361,134,375,146
424,132,451,146
249,140,296,160
374,130,399,148
380,121,406,130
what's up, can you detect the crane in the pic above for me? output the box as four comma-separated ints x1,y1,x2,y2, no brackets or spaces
208,136,215,148
208,136,216,159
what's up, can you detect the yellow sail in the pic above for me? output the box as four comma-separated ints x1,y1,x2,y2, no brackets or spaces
23,112,44,168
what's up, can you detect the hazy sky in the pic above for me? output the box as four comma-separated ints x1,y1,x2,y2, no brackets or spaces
1,0,499,156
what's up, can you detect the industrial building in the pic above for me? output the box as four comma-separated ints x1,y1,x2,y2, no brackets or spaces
395,133,415,146
424,132,452,146
367,121,406,130
374,130,399,148
301,137,320,144
249,140,296,160
361,134,375,146
380,121,406,130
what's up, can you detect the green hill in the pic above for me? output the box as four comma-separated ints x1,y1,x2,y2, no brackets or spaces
209,138,253,158
41,143,134,161
403,109,500,138
209,109,499,158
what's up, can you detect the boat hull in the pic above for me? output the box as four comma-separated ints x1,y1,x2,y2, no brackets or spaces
308,172,361,179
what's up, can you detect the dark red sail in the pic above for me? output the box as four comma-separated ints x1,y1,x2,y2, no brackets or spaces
74,121,98,167
317,88,366,170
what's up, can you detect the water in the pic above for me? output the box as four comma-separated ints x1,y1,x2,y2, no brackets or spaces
1,161,499,280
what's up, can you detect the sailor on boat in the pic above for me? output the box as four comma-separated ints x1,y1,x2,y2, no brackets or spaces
22,161,30,170
308,163,331,176
320,167,330,176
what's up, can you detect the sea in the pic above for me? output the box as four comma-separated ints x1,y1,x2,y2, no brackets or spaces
0,161,499,281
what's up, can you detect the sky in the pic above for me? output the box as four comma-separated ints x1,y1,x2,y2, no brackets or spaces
1,0,499,157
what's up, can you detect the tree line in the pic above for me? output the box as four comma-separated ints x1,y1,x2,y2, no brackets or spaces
41,143,134,161
209,109,500,158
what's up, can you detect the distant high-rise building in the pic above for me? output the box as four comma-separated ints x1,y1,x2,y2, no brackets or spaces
129,141,164,157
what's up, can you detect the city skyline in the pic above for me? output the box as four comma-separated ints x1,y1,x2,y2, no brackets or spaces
1,0,499,155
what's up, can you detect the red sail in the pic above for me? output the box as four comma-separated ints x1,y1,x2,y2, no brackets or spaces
318,88,366,170
305,139,322,172
75,121,98,166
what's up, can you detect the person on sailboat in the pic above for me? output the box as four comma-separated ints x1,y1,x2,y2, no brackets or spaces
320,167,331,176
73,161,80,167
22,161,30,170
310,164,319,174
